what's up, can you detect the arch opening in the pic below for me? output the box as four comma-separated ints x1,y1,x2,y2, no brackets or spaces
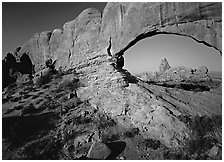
123,34,221,75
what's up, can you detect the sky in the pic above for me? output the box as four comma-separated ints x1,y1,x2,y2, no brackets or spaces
2,2,222,73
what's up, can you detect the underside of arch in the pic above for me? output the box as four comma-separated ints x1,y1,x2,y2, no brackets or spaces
101,2,222,57
115,30,222,58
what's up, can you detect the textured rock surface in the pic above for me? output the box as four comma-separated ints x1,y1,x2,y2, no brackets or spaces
2,70,221,159
159,58,171,73
2,2,222,150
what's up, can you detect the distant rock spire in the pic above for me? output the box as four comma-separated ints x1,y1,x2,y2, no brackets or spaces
159,58,171,73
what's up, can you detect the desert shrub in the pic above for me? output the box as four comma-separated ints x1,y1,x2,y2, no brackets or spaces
19,135,63,160
123,128,140,138
53,68,78,79
63,98,82,112
186,115,221,155
177,114,192,124
95,114,117,130
101,133,120,143
37,99,61,113
56,77,79,93
36,71,53,87
166,115,222,160
23,83,34,92
163,150,185,160
144,138,161,150
73,115,92,125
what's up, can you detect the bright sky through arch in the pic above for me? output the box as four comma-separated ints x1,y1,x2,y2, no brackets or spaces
124,34,222,74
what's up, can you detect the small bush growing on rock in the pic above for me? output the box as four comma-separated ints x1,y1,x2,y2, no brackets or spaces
36,71,53,87
57,78,79,92
19,135,63,160
123,128,140,138
101,133,120,143
166,115,222,160
95,114,117,130
73,115,92,125
144,138,161,150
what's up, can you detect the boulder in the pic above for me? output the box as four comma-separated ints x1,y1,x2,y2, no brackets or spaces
87,142,111,159
207,145,219,157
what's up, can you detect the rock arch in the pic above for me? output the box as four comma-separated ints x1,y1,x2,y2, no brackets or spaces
14,2,221,74
101,2,222,57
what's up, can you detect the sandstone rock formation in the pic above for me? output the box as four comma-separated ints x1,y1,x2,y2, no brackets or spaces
137,59,211,83
159,58,171,73
2,2,222,150
10,2,221,75
101,2,222,55
159,66,194,82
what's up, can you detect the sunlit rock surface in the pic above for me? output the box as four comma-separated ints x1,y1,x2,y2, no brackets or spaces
2,2,222,159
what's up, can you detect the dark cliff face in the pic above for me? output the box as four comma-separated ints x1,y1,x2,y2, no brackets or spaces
2,2,222,150
2,52,33,88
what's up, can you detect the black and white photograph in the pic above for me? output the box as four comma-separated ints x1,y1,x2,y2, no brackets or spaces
2,2,222,160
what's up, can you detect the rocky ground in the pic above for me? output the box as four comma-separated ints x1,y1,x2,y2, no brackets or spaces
2,67,222,160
